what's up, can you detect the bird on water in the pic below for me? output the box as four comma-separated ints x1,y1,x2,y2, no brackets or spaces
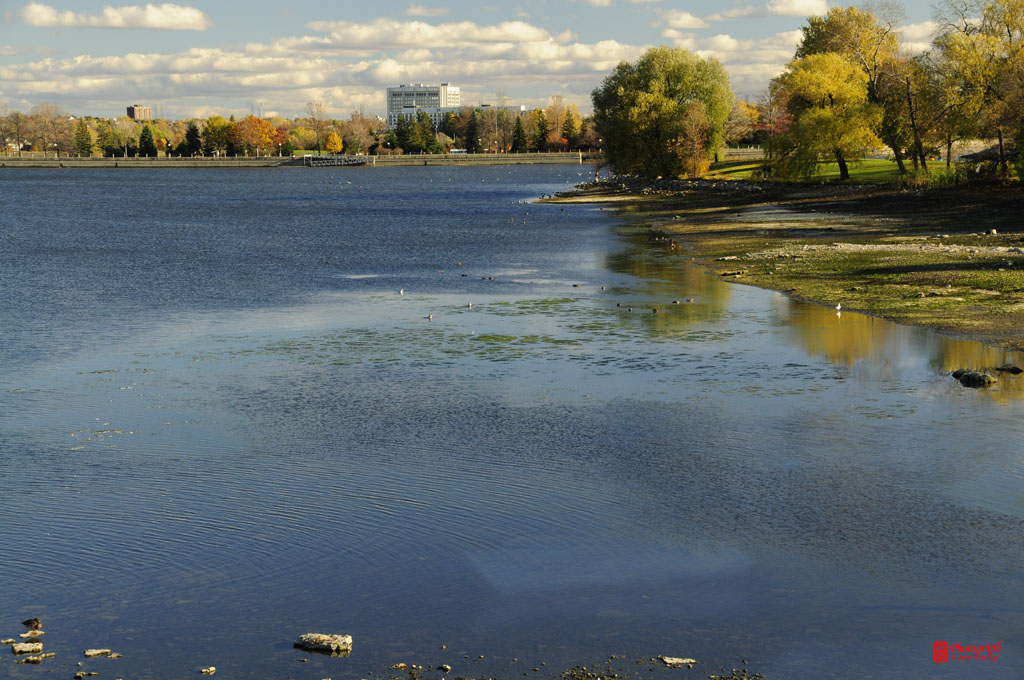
23,618,42,630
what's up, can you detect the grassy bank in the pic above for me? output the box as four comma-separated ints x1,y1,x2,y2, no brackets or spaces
548,176,1024,350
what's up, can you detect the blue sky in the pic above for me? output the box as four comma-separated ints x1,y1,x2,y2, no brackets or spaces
0,1,939,120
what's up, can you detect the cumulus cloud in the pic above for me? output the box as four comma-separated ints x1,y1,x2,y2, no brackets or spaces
305,18,553,48
899,20,938,53
405,4,451,16
765,0,826,17
705,6,762,22
20,2,211,30
661,9,709,29
692,30,803,92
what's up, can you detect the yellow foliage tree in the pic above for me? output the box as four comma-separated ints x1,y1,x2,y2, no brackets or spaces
325,131,343,153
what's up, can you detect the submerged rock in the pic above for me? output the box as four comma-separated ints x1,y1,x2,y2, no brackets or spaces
996,364,1023,374
293,633,353,656
12,641,44,655
957,371,997,388
83,648,113,658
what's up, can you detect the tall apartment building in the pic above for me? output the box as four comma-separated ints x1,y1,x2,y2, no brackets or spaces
386,83,460,127
126,104,152,121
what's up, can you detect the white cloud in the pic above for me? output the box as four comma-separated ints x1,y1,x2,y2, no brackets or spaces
765,0,826,17
20,2,211,30
584,0,613,6
705,6,762,22
898,20,938,53
405,4,451,16
661,28,697,50
662,9,709,29
305,18,553,48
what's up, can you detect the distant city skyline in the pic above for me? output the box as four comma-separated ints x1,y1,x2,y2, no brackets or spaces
0,1,942,120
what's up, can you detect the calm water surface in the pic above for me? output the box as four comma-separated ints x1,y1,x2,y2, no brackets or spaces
1,166,1022,679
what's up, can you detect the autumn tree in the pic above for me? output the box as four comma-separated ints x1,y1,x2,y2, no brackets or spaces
591,46,733,178
233,115,276,154
30,102,72,156
96,119,119,156
724,100,758,145
773,52,883,180
202,115,234,155
675,102,710,178
794,6,913,173
305,101,329,152
2,110,29,156
325,131,343,153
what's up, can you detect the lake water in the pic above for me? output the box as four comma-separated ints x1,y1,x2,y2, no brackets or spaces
1,166,1022,679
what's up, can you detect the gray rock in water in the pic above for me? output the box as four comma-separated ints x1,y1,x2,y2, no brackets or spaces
293,633,353,656
958,371,997,388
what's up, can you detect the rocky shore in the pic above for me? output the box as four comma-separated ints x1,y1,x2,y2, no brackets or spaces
548,175,1024,351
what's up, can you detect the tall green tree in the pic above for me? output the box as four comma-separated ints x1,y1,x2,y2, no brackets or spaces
138,125,158,156
73,119,94,157
465,112,480,153
773,52,882,180
591,46,733,178
533,108,550,152
511,116,528,152
561,109,579,149
184,121,202,156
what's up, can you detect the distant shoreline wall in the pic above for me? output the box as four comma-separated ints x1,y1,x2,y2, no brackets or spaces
0,152,605,169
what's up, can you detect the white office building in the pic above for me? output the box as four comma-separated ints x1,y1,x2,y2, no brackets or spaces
387,83,461,127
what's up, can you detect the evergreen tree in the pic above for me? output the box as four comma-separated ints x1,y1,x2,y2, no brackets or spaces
561,114,579,150
512,116,528,152
185,121,202,156
533,109,550,152
138,125,158,157
465,112,480,153
73,119,94,157
395,114,410,152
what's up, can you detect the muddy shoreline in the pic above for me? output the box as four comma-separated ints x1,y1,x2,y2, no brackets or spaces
547,177,1024,351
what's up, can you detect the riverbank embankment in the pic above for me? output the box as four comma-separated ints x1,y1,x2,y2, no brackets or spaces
0,151,603,169
548,176,1024,350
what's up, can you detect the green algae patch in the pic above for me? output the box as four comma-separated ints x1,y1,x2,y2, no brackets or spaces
553,180,1024,350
